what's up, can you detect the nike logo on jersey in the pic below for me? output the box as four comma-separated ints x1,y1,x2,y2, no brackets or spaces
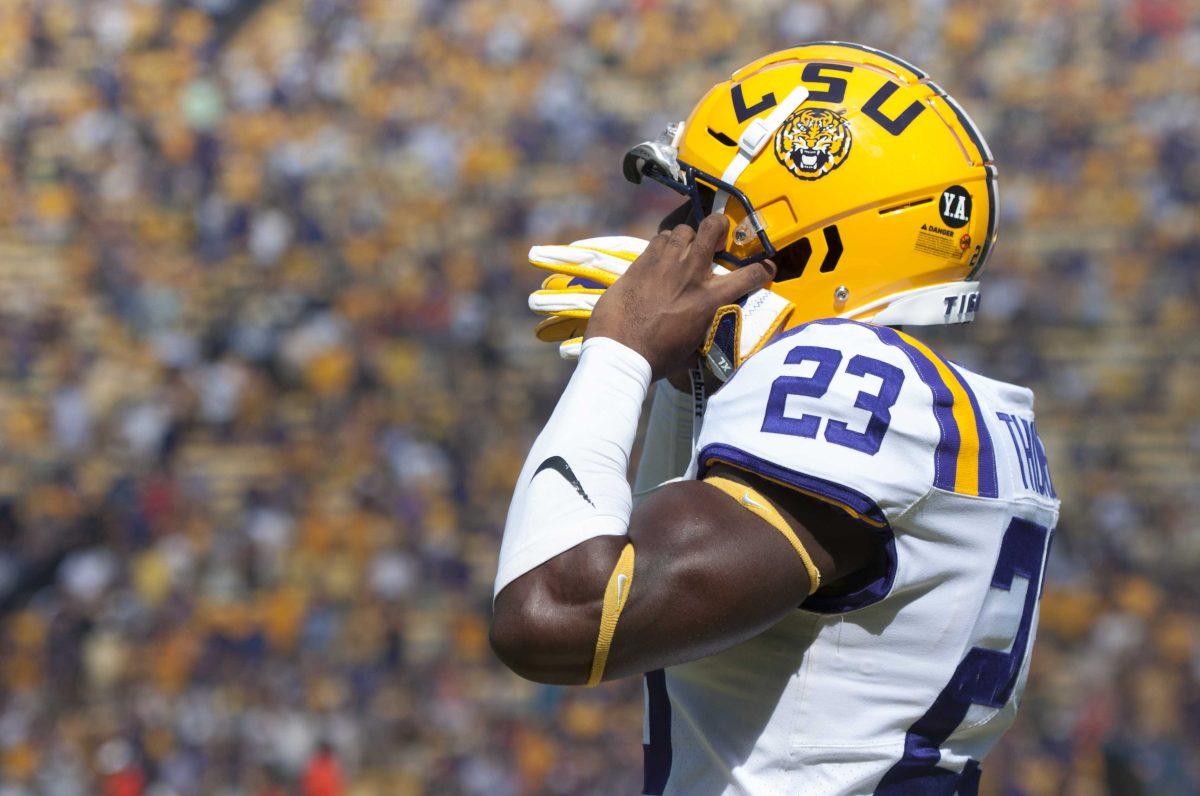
741,492,766,511
533,456,595,506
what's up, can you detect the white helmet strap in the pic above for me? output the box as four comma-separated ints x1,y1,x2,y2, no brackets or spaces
849,281,982,326
711,86,810,215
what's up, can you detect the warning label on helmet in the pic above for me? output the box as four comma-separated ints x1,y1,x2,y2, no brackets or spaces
914,224,963,259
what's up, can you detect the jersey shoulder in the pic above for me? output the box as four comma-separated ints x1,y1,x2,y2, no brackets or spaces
697,319,1001,524
956,363,1060,509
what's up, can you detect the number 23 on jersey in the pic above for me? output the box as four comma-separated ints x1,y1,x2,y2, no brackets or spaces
761,344,904,456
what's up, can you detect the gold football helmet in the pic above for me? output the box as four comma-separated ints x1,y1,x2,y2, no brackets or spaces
624,42,997,330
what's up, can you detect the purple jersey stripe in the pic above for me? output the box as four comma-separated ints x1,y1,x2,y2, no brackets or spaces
946,363,1000,498
699,442,888,525
862,324,962,491
642,669,672,794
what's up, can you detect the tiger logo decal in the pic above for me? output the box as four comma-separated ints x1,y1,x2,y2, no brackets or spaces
774,108,853,181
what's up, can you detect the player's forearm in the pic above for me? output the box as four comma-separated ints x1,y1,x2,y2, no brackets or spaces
492,371,698,684
493,338,650,600
491,337,650,683
490,528,703,685
491,535,625,684
490,518,711,685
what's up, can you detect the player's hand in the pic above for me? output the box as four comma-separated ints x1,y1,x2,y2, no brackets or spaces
586,216,776,380
527,236,644,359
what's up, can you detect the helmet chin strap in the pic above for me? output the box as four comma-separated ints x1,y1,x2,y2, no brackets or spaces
688,361,706,469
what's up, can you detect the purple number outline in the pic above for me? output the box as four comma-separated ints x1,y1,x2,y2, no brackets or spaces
761,345,904,457
760,345,842,439
874,517,1051,793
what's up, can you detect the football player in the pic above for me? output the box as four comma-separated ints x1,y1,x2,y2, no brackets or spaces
491,43,1059,794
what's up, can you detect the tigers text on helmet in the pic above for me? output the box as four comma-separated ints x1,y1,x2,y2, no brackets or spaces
623,42,998,330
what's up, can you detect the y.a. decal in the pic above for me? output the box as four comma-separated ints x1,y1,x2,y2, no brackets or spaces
939,185,972,228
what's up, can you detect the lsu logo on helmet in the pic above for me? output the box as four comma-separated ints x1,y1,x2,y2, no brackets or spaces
774,108,852,181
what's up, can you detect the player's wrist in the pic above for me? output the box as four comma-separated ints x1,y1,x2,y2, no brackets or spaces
579,336,653,393
584,327,689,382
583,319,655,370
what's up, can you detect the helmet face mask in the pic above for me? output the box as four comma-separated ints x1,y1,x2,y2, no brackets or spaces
677,164,773,267
623,42,998,330
625,125,775,266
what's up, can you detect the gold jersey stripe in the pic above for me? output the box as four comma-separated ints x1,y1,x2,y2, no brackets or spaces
894,330,983,495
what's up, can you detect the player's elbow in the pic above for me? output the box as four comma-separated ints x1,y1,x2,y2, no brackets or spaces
490,588,595,685
488,604,543,680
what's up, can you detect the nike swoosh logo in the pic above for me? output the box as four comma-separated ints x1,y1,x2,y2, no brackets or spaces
741,492,765,511
533,456,595,507
616,573,628,603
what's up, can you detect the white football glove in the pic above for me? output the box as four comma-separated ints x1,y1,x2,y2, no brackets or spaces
526,236,794,380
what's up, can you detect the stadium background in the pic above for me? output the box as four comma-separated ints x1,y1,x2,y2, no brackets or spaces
0,0,1196,793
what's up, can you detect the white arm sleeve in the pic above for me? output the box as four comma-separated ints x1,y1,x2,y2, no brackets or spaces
494,337,651,599
632,381,696,500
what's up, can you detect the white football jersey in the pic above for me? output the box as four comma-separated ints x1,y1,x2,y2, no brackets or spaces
642,319,1060,796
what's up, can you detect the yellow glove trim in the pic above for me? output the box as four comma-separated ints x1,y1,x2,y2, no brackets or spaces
527,261,620,287
587,542,636,687
697,302,794,372
535,315,588,343
704,476,821,595
531,287,605,299
531,308,592,319
699,304,743,360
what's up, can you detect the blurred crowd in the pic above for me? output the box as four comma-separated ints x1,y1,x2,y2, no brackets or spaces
0,0,1195,793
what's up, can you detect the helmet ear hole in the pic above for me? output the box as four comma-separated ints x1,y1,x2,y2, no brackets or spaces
772,238,813,282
